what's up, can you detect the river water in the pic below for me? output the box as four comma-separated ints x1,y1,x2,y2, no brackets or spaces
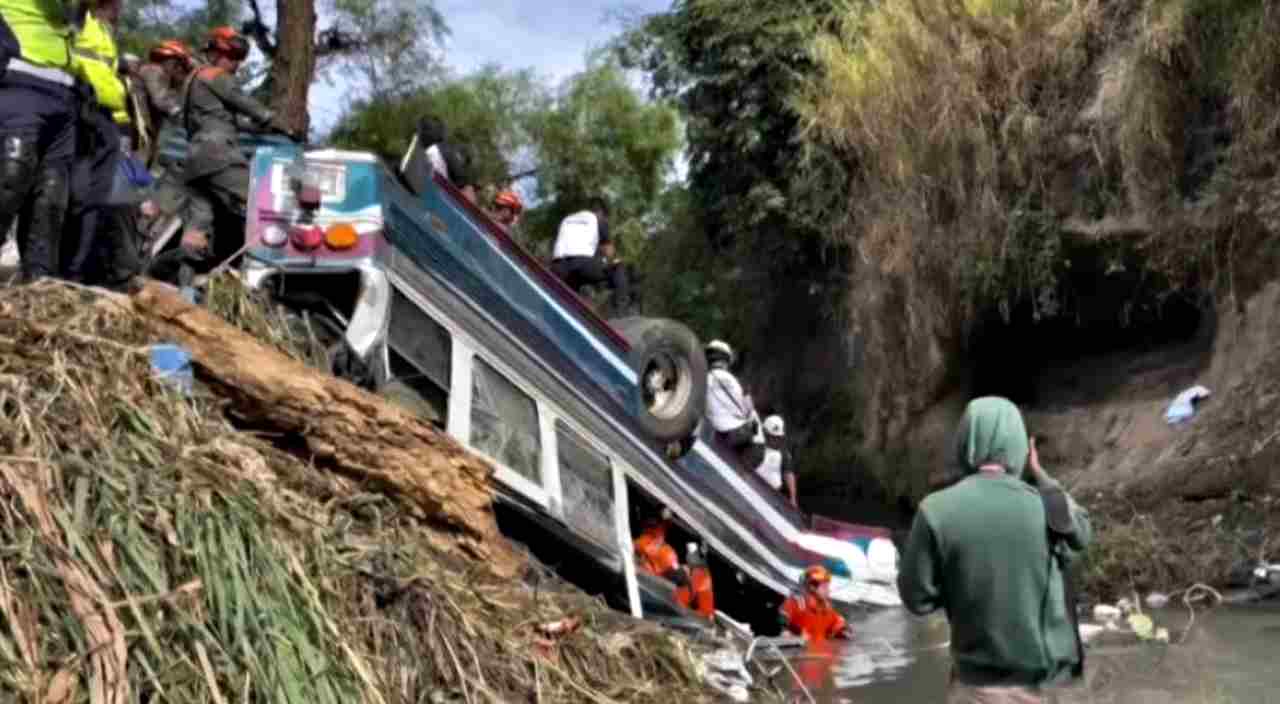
775,604,1280,703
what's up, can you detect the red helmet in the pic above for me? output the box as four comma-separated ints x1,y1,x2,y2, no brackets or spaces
149,39,191,65
207,26,250,61
494,189,524,214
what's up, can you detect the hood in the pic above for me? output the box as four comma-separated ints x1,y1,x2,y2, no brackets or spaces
952,396,1028,478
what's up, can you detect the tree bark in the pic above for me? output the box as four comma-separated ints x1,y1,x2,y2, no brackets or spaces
129,281,522,576
269,0,317,135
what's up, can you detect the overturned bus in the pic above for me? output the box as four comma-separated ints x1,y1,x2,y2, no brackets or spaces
233,138,901,633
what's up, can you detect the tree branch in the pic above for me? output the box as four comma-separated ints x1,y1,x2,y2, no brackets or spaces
241,0,277,57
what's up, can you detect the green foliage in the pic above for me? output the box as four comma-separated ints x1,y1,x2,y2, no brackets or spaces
116,0,243,57
329,65,546,187
521,56,681,256
319,0,449,98
634,186,729,334
618,0,845,255
331,58,682,269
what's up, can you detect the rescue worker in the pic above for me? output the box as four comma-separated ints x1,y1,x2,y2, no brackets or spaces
673,542,715,620
492,188,523,229
404,114,476,202
633,508,689,589
705,340,757,457
0,0,93,281
753,414,798,507
780,565,850,642
134,39,191,167
178,26,295,279
550,196,632,314
898,397,1091,702
62,1,138,286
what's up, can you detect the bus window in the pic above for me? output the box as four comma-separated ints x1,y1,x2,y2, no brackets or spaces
471,358,542,483
382,348,449,427
388,290,452,390
382,290,453,427
555,420,615,549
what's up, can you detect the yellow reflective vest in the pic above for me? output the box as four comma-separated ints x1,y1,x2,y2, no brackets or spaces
0,0,77,75
71,11,128,124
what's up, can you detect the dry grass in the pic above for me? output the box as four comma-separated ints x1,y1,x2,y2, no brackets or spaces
797,0,1279,320
0,279,724,703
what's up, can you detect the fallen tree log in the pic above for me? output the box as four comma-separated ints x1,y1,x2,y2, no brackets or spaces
130,280,521,575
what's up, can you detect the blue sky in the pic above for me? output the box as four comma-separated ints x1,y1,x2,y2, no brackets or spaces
309,0,673,133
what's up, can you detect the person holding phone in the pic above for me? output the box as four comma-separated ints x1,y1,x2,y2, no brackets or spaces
897,397,1091,703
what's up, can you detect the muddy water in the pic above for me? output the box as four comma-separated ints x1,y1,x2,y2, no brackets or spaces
782,605,1280,703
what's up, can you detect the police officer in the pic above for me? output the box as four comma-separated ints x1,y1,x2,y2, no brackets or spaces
179,26,296,275
0,0,93,281
62,1,132,285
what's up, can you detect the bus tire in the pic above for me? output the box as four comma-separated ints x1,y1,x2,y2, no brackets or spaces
609,316,707,450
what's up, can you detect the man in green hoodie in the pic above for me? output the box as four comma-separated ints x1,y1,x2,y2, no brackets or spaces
898,396,1091,703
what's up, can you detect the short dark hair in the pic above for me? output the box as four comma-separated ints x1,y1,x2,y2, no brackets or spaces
587,195,609,217
417,115,447,145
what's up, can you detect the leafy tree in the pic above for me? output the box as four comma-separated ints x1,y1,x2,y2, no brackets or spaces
615,0,852,380
321,0,449,99
329,65,546,185
522,56,681,259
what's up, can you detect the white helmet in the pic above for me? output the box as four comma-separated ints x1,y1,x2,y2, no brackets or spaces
763,415,785,437
705,339,734,364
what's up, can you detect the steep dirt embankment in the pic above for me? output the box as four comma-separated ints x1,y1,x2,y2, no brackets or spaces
778,0,1280,596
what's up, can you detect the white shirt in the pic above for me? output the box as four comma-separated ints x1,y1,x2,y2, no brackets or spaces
553,210,601,259
754,447,784,490
425,144,449,181
706,367,751,432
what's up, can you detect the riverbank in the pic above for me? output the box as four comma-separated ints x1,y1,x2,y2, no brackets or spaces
0,278,730,702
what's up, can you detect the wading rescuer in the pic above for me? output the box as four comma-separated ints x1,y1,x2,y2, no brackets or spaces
898,397,1091,703
0,0,97,281
633,509,689,590
171,26,297,283
549,196,632,315
781,565,850,642
673,542,715,619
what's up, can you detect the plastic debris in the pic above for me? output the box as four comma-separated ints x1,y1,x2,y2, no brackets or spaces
1165,385,1210,425
1092,604,1122,622
698,649,752,703
149,343,194,395
1128,613,1154,640
1145,592,1170,609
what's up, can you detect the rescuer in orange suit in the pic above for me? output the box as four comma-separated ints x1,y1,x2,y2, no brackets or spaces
633,508,690,589
781,565,852,642
674,542,715,619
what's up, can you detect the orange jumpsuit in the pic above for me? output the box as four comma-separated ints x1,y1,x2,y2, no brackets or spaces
674,565,715,618
634,526,679,578
781,592,848,641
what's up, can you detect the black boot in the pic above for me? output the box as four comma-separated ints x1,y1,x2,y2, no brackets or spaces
18,164,71,282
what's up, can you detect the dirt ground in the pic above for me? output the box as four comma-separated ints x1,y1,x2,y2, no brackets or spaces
1019,282,1280,599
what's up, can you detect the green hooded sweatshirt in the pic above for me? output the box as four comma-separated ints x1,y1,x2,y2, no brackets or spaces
897,396,1092,687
